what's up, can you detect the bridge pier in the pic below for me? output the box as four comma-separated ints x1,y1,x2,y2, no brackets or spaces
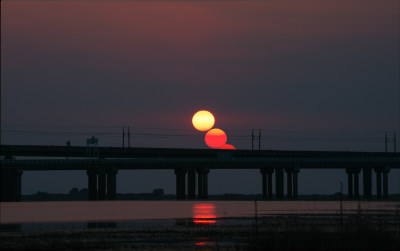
98,168,107,200
107,168,118,200
293,168,299,199
354,168,360,200
260,168,274,200
0,168,23,202
203,169,209,199
87,168,118,201
87,168,98,200
346,168,361,200
275,168,284,200
285,167,299,200
175,169,187,200
363,167,372,200
286,168,293,199
197,168,209,199
188,168,196,200
261,170,266,199
198,169,204,199
173,167,210,201
376,170,382,199
374,167,389,200
383,168,389,200
346,168,353,200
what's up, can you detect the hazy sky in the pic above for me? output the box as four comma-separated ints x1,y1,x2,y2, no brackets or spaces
1,0,399,195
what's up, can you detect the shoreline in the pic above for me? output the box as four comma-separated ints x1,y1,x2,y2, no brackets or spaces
1,214,400,250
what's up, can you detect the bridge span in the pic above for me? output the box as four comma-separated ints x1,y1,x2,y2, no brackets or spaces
1,145,399,202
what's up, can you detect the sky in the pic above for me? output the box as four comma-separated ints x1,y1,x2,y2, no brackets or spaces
1,0,399,196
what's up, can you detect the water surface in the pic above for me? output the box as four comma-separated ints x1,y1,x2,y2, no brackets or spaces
2,200,399,224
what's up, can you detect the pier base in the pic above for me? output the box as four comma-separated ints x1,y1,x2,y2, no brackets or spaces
0,168,23,202
87,168,118,201
175,169,187,200
275,168,284,200
197,168,209,199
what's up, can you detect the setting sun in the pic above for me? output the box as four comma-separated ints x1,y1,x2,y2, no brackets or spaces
205,128,227,149
192,110,215,131
220,144,236,150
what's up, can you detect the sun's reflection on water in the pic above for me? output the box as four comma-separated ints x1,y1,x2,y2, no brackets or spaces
195,242,208,246
193,203,217,224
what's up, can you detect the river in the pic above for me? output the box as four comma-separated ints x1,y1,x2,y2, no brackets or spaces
1,200,399,227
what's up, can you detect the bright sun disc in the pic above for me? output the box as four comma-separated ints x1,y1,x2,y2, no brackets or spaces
192,110,215,131
205,128,227,149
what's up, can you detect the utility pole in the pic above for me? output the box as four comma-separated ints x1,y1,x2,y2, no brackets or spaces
385,131,397,152
65,140,71,160
385,132,388,152
122,127,125,148
258,128,261,150
252,129,255,150
128,126,131,148
394,131,396,153
0,3,2,147
340,181,343,231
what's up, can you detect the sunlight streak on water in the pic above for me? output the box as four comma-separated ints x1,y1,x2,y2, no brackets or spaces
193,203,217,224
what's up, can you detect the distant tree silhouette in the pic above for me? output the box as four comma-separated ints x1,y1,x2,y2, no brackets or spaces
79,188,88,197
69,187,79,196
153,188,164,196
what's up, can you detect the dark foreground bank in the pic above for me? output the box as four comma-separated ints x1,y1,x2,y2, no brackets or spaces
1,214,400,251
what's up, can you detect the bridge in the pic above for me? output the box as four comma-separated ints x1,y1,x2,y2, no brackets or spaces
1,145,399,202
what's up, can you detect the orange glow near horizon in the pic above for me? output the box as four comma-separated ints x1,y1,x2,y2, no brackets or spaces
192,110,215,132
220,144,236,150
193,219,217,224
193,203,217,224
205,128,227,149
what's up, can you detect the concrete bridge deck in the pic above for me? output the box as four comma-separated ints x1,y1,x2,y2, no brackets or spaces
2,144,399,159
1,156,400,170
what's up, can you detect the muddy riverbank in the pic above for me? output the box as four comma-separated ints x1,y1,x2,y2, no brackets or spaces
1,214,400,251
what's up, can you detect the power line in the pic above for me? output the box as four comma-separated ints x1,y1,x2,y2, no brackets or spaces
1,124,122,129
1,124,197,132
2,123,392,135
2,129,386,140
